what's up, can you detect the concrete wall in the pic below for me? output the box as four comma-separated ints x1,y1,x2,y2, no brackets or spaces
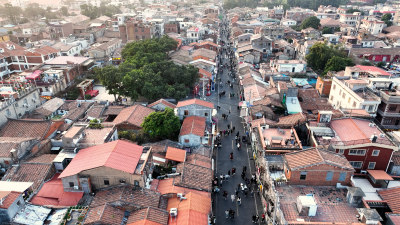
285,163,353,186
176,105,213,123
179,133,202,147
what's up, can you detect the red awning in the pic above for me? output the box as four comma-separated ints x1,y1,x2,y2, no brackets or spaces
85,90,99,97
26,70,42,80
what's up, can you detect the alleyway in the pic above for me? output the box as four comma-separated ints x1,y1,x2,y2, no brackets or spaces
206,6,265,225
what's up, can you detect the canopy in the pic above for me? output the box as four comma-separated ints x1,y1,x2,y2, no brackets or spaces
26,70,42,80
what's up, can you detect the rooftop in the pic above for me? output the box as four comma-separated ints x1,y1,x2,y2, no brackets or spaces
174,162,213,192
148,98,177,109
378,186,400,213
113,105,155,128
277,186,360,224
13,204,51,225
126,207,169,225
59,140,144,178
167,192,211,225
0,119,52,140
258,127,302,152
176,98,214,109
45,56,91,65
165,147,186,162
179,116,206,137
84,203,125,224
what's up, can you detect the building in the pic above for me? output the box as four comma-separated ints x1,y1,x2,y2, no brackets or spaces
59,140,152,192
176,98,214,123
339,12,361,26
119,20,154,43
309,118,396,173
257,126,302,154
0,191,25,223
285,7,315,23
270,59,307,73
316,76,332,97
88,38,122,60
328,77,381,116
148,98,176,111
179,116,207,147
284,148,354,186
259,25,285,39
350,47,400,63
376,89,400,129
113,105,155,130
360,18,385,35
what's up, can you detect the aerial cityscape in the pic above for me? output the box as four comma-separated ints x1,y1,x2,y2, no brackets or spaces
0,0,399,224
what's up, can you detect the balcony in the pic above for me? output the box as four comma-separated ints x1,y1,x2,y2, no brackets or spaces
380,90,400,103
330,138,393,147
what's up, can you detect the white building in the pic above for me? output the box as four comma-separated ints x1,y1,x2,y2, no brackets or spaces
328,77,381,116
270,59,307,73
280,19,297,26
360,17,385,35
339,12,361,26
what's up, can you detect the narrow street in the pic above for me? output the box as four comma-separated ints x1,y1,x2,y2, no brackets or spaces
205,6,264,225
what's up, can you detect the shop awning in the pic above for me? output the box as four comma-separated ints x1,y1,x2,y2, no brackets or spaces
26,70,42,80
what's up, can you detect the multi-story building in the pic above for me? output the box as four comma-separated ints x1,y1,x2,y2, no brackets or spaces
48,22,74,40
376,89,400,129
328,77,381,116
119,20,154,43
285,7,315,23
270,59,306,73
360,17,385,35
0,41,60,79
259,25,285,39
309,117,396,173
339,12,361,26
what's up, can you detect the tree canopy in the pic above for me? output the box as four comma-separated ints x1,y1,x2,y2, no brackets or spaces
299,16,320,30
80,3,122,19
306,42,354,75
96,36,199,102
382,13,393,27
142,108,181,140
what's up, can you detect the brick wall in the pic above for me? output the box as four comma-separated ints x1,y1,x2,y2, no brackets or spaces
164,23,178,34
285,164,353,186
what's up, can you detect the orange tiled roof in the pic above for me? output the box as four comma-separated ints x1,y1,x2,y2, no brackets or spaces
126,207,168,225
113,105,155,128
199,68,212,79
148,99,177,109
84,203,125,224
285,148,354,171
185,153,211,168
179,116,206,137
0,119,52,140
174,162,212,192
165,147,186,162
379,187,400,213
155,178,210,197
167,192,211,225
176,98,214,109
59,140,143,178
368,170,393,181
0,191,21,209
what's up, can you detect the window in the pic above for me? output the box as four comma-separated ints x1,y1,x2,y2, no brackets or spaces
372,150,380,156
333,84,336,90
204,112,208,117
326,171,334,181
349,149,366,156
300,171,307,180
134,180,140,186
104,179,110,185
184,139,189,143
350,161,363,169
368,162,376,169
339,90,342,95
342,93,346,99
69,182,74,188
330,96,334,101
338,172,347,181
389,105,397,111
368,105,374,112
338,149,344,154
353,101,357,108
184,110,189,115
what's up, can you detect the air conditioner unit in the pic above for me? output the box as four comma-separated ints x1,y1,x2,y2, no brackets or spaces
177,193,184,198
360,170,367,175
380,133,385,138
170,208,178,217
73,186,79,190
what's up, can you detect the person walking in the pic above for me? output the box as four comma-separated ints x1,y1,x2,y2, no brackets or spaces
225,210,229,219
252,215,256,223
232,167,236,175
223,191,228,200
230,152,233,160
237,196,241,205
230,209,235,219
243,166,247,173
255,215,259,223
231,194,235,203
261,213,266,222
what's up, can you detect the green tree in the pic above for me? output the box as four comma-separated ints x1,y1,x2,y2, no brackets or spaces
1,3,22,24
59,6,69,16
95,65,124,101
299,16,320,30
322,27,333,34
142,108,181,140
324,56,354,74
382,13,393,27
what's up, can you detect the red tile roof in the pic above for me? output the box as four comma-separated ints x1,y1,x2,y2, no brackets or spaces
368,170,393,180
165,147,186,162
387,214,400,224
174,162,213,192
285,148,354,171
148,99,177,109
0,191,21,209
355,65,391,76
379,187,400,213
30,174,83,207
167,192,211,225
276,113,307,127
155,178,210,197
185,154,212,168
59,140,143,178
0,119,52,140
84,203,125,225
113,105,155,128
127,207,169,225
27,154,57,164
176,99,214,109
179,116,206,137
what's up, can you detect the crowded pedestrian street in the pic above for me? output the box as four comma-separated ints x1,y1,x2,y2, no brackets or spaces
206,6,265,225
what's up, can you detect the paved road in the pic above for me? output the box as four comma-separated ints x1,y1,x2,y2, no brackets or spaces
207,7,265,225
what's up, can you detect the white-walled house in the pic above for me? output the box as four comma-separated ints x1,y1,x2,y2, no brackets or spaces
175,98,215,123
179,116,206,147
270,59,307,73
